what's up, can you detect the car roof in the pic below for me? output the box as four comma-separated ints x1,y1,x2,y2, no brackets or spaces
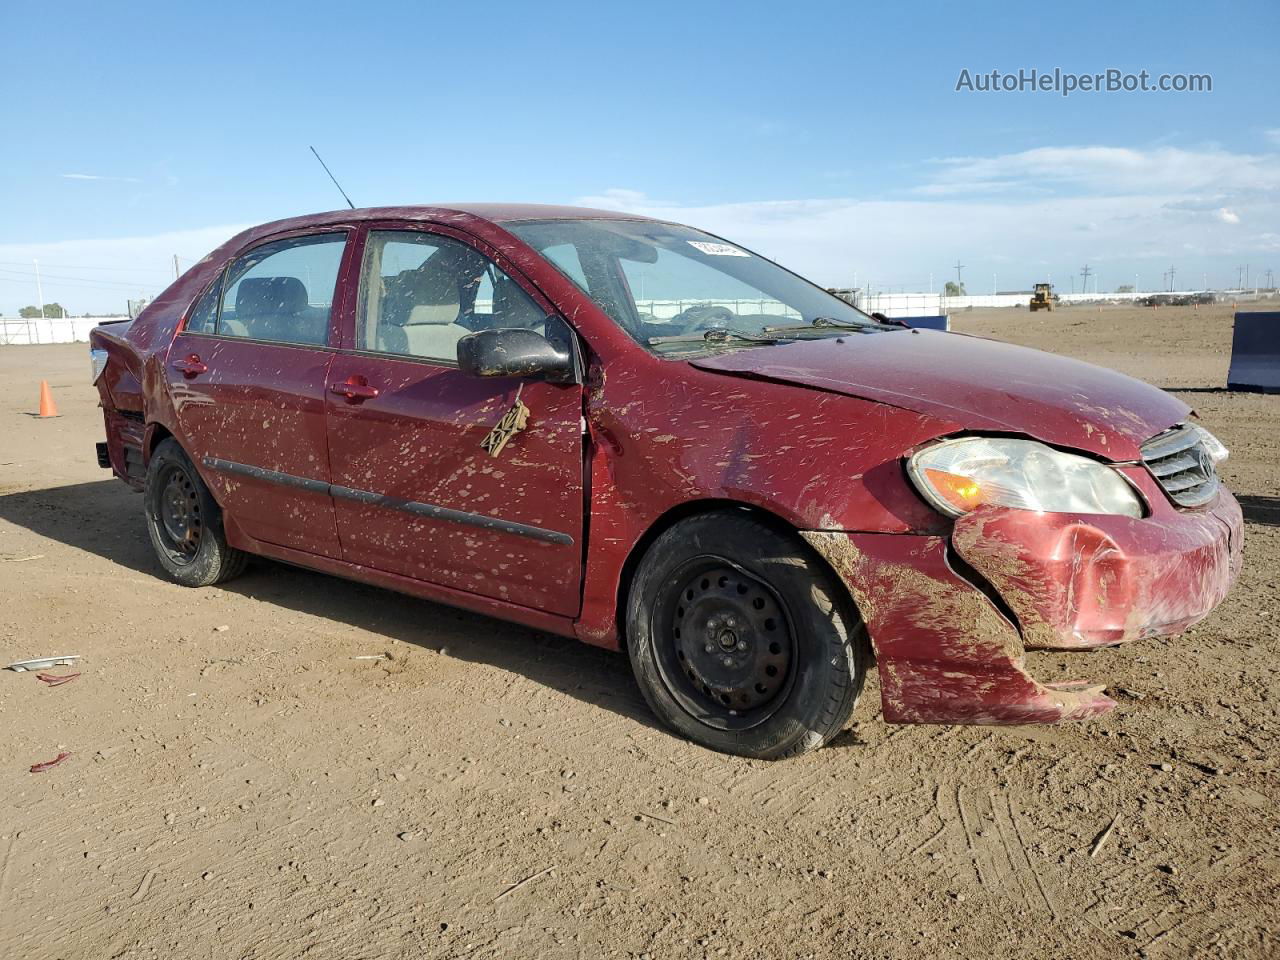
245,203,658,237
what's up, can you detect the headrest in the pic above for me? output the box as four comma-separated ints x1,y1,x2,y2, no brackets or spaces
397,247,487,306
236,276,308,319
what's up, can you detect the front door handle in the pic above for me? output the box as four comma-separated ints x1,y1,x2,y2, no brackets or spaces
329,377,379,403
171,355,208,378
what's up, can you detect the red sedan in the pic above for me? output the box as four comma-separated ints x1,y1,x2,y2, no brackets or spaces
90,205,1243,758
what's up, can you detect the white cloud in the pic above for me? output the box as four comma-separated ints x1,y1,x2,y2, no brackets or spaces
0,224,247,314
919,145,1280,197
14,142,1276,311
569,144,1280,288
576,187,661,211
572,180,1278,288
61,173,141,183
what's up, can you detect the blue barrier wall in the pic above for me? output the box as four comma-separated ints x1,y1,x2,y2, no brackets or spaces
898,315,950,331
1227,311,1280,393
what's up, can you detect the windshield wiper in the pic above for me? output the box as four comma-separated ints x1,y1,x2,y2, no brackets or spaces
648,328,786,347
762,315,870,334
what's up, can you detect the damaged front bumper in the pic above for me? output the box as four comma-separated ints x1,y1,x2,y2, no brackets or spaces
803,476,1243,725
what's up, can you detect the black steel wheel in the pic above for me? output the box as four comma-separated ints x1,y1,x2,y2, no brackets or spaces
627,511,868,759
654,559,796,730
153,462,203,564
145,438,248,587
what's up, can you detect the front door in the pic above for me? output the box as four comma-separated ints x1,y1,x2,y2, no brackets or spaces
168,231,352,558
325,227,585,616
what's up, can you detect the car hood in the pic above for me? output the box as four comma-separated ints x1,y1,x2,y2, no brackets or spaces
689,330,1189,460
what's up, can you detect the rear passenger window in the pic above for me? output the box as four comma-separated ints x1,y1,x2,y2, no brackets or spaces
218,234,347,345
358,231,548,362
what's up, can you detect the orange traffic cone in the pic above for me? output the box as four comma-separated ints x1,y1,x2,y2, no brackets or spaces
38,380,58,418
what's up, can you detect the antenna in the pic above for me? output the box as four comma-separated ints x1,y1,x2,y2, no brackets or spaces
309,146,355,210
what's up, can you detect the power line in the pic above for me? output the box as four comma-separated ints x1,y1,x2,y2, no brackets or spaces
0,259,177,275
0,267,164,289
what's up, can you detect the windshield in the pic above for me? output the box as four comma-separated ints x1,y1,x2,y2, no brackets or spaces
506,219,880,352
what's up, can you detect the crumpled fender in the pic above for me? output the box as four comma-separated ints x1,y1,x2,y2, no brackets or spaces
802,531,1115,725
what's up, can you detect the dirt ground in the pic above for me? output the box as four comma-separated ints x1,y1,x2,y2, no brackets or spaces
1,303,1277,960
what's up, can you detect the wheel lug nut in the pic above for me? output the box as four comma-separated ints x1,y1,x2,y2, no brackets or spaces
705,644,715,654
736,640,747,651
722,656,733,667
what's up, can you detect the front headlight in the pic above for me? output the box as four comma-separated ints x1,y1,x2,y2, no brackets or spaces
907,436,1144,519
1191,424,1229,463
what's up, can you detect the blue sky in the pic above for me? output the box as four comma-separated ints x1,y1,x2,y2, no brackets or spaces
1,0,1277,312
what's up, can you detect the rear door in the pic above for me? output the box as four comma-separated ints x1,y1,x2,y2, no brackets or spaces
168,231,354,558
324,226,585,616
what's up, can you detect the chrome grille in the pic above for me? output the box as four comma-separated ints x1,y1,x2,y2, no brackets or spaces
1141,424,1219,508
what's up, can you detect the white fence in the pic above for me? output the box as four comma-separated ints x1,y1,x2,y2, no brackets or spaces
635,298,803,323
853,289,1263,316
0,316,118,345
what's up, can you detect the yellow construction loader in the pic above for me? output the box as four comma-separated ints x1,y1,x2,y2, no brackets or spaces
1029,283,1056,312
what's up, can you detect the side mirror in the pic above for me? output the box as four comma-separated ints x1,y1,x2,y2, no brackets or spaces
456,328,573,383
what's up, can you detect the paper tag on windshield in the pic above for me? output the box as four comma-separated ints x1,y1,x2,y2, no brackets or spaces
687,241,750,257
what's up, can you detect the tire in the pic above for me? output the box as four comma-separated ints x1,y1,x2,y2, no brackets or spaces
144,438,248,587
626,511,867,759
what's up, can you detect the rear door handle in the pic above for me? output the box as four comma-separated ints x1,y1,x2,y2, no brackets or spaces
171,355,208,378
329,378,379,403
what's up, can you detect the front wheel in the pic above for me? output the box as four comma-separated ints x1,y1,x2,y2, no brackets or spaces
626,512,867,759
144,438,248,587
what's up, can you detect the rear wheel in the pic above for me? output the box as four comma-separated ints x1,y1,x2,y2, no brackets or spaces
626,512,867,759
144,438,248,587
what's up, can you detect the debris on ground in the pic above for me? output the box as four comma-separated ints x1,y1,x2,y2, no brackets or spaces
30,752,72,773
493,865,556,903
131,869,158,902
7,655,82,672
1089,814,1121,858
37,672,80,687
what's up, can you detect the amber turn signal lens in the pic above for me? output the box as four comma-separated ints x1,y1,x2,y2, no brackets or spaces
922,468,986,513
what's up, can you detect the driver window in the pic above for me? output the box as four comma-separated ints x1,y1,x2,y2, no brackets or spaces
358,231,547,362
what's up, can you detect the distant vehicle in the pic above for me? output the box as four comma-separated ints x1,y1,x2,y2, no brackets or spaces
1141,292,1217,307
1029,282,1057,312
89,205,1243,758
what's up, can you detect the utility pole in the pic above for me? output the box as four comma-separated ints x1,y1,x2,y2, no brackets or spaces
173,254,180,280
32,259,44,344
1168,266,1176,292
1237,265,1245,288
953,260,964,290
993,272,997,295
1245,264,1250,289
1080,264,1092,296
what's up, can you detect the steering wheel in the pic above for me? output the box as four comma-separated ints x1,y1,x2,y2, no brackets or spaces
674,304,736,331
